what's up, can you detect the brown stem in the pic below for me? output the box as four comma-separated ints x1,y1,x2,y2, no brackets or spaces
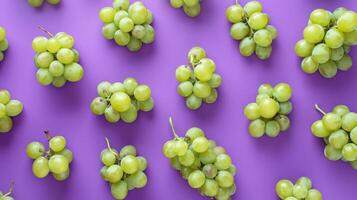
235,0,239,5
315,104,326,115
105,137,119,158
38,26,54,37
169,117,179,139
44,130,51,140
3,181,14,197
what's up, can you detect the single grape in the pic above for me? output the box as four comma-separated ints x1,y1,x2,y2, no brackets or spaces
134,85,151,101
293,184,308,199
120,104,138,123
306,189,322,200
275,179,293,199
244,1,262,16
296,177,312,190
105,106,121,123
121,155,139,174
303,24,325,44
215,170,234,188
53,169,70,181
215,154,232,170
99,7,116,23
342,143,357,161
337,11,357,33
265,120,281,137
253,29,272,47
311,43,331,64
101,149,117,166
49,155,69,174
63,63,84,82
311,120,330,138
230,22,250,40
248,12,269,30
111,181,128,200
239,37,256,56
324,28,344,48
49,136,66,152
201,179,219,197
32,157,50,178
244,103,260,120
186,127,204,140
102,23,117,40
26,142,45,159
322,113,341,131
336,54,352,71
186,95,202,110
328,129,348,149
5,100,23,117
342,112,357,132
318,60,337,79
183,4,201,17
249,119,265,138
106,165,124,183
310,9,331,26
295,39,314,57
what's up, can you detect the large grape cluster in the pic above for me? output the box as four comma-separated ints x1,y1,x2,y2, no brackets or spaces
295,8,357,78
0,90,23,134
163,118,237,200
100,138,148,200
99,0,155,52
244,83,293,138
90,79,154,124
0,182,14,200
32,28,84,87
0,26,9,63
169,0,202,17
226,1,277,60
27,0,61,8
26,131,73,181
311,104,357,170
176,47,222,110
276,177,322,200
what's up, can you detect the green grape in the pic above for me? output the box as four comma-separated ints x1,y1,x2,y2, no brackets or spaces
311,43,331,64
215,154,232,170
138,97,154,112
57,34,74,49
49,136,66,152
186,95,202,110
106,165,124,183
199,148,216,164
266,25,278,39
49,61,64,77
32,36,48,53
202,164,217,178
208,73,222,89
111,181,128,200
26,142,45,159
337,11,357,33
57,149,73,163
114,30,130,46
0,103,6,118
47,0,61,5
113,0,130,10
97,81,111,98
296,177,312,190
306,189,322,200
53,169,70,181
310,9,331,26
136,156,147,171
311,120,330,138
239,37,256,56
99,7,116,23
0,39,9,51
342,112,357,132
199,58,216,73
203,89,217,104
322,113,341,131
132,25,146,40
303,24,325,44
344,29,357,45
37,52,54,68
249,119,265,138
121,155,139,174
187,47,206,64
285,197,298,200
120,104,137,123
258,84,273,95
183,4,201,17
176,65,192,82
275,179,293,199
333,7,347,19
201,179,219,197
0,26,5,41
178,81,193,97
244,103,260,120
0,52,3,62
0,116,13,133
90,97,107,115
114,11,129,26
119,17,134,33
194,64,213,82
230,22,250,40
32,157,50,178
141,24,155,44
49,155,69,174
342,143,357,161
72,49,80,62
36,68,54,86
193,82,211,98
146,9,153,24
183,0,198,7
253,29,272,47
47,38,61,53
5,100,23,117
216,187,230,200
324,28,344,48
102,23,117,40
163,140,176,158
105,106,120,123
170,0,183,8
336,54,352,71
279,101,292,115
243,1,262,16
328,130,348,149
333,105,350,117
265,120,281,137
255,45,272,60
318,60,337,79
295,39,314,57
214,146,226,155
170,157,181,170
119,145,137,158
110,82,125,93
191,137,209,153
187,170,205,188
293,184,308,199
181,167,193,180
134,85,151,101
63,63,84,82
350,127,357,144
174,139,188,156
330,47,344,61
186,127,204,140
248,12,269,30
129,4,148,25
101,149,117,166
110,92,131,112
128,171,147,188
215,170,233,188
123,78,138,95
275,115,290,132
52,76,66,87
350,160,357,170
178,150,195,166
56,48,74,64
258,97,279,118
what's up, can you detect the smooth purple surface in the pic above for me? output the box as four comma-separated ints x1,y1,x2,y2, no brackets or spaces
0,0,357,199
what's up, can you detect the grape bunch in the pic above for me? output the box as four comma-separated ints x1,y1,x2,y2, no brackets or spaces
0,90,23,134
32,27,84,87
244,83,293,138
276,177,322,200
90,79,154,124
0,26,9,63
100,138,148,200
163,118,237,200
311,104,357,170
169,0,202,17
27,0,61,8
226,1,277,60
26,131,73,181
99,0,155,52
176,47,222,110
295,8,357,78
0,182,14,200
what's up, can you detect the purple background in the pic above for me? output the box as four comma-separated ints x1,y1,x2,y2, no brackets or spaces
0,0,357,199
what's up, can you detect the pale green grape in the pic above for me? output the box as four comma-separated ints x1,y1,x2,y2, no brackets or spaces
128,171,147,188
26,142,45,159
311,43,331,64
163,140,176,158
336,54,352,71
208,74,222,88
49,155,69,174
342,143,357,161
258,97,279,118
97,81,111,98
110,92,131,112
311,120,330,138
253,29,272,47
0,26,6,41
350,127,357,144
119,145,137,158
330,47,344,61
102,23,117,40
310,9,331,26
198,148,216,164
5,100,23,117
32,157,50,178
187,170,205,188
105,106,121,123
248,12,269,30
141,24,155,44
138,97,154,112
249,119,265,138
202,164,217,178
322,113,341,131
306,189,322,200
106,165,124,183
0,116,12,133
127,37,142,52
110,82,125,93
186,95,202,110
258,84,273,95
333,105,350,117
201,179,219,197
56,48,74,64
47,0,61,5
36,68,54,86
114,11,129,27
146,9,153,24
350,160,357,170
63,63,84,82
174,139,188,156
72,49,80,62
344,29,357,45
328,129,348,149
255,45,272,60
230,22,250,40
132,25,146,39
279,101,292,115
49,61,64,77
325,28,344,48
295,39,314,57
134,85,151,101
318,60,337,78
214,146,226,155
111,181,128,200
101,149,117,166
192,137,209,153
244,103,260,120
114,30,130,46
337,11,357,33
266,25,278,39
342,112,357,132
176,65,192,82
325,145,342,160
99,7,116,23
170,0,183,8
47,38,61,53
136,156,147,171
186,127,204,140
193,82,211,98
188,47,206,64
203,89,218,104
243,1,262,16
53,169,70,181
52,76,66,87
57,149,73,163
113,0,130,10
215,170,233,188
240,37,256,56
37,52,54,68
58,34,74,49
120,104,137,123
293,184,308,199
90,97,108,115
178,150,195,166
194,64,213,82
333,7,347,19
183,0,198,7
0,104,6,118
265,120,280,137
0,39,9,51
178,81,193,97
121,155,139,174
183,4,201,17
275,179,293,199
296,177,312,190
199,58,216,73
303,24,325,44
275,115,290,132
129,4,148,25
215,154,232,170
49,136,66,152
32,36,48,53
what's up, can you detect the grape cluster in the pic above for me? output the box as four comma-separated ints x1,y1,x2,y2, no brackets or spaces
244,83,293,138
32,28,84,87
90,79,154,124
176,47,222,110
100,138,148,200
0,26,8,63
0,182,14,200
169,0,202,17
27,0,61,8
99,0,155,52
163,118,237,200
26,131,73,181
311,104,357,170
226,1,277,60
0,90,23,134
295,8,357,78
276,177,322,200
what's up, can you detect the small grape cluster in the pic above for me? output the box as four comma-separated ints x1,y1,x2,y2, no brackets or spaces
163,118,237,200
275,177,322,200
0,182,14,200
26,131,73,181
27,0,61,8
176,47,222,110
244,83,293,138
0,90,23,134
32,28,84,87
99,0,155,52
295,8,357,78
0,26,9,62
169,0,202,17
100,138,148,200
226,1,277,60
311,104,357,169
91,79,154,124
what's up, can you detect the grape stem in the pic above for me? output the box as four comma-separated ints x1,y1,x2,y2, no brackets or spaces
44,130,52,140
169,117,179,139
315,104,326,115
38,26,54,38
105,137,119,158
3,181,14,197
235,0,239,5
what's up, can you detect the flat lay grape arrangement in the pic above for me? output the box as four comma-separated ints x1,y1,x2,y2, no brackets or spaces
0,0,357,199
